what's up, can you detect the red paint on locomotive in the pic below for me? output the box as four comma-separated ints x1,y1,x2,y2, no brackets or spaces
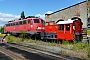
4,17,45,35
57,18,83,41
45,22,58,33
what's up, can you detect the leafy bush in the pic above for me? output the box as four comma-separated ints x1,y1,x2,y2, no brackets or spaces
62,40,69,44
87,44,90,58
19,31,26,41
73,42,88,51
6,35,22,43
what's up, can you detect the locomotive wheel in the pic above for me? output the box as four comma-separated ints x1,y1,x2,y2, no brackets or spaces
59,40,63,44
42,38,47,42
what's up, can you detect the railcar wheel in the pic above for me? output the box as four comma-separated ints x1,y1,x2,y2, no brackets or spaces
60,40,63,44
42,38,47,42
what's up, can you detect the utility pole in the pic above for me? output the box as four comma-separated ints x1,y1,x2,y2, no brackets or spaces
86,0,90,43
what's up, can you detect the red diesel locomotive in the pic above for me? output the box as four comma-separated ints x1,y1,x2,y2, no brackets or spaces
4,16,45,38
40,17,83,42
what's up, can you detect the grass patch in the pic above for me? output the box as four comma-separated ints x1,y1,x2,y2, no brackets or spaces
6,35,22,43
6,35,90,59
73,42,88,49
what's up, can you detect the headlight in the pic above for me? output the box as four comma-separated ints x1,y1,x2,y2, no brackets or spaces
37,27,41,29
43,27,45,29
37,27,44,29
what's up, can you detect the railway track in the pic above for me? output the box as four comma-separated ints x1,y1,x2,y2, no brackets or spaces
6,43,86,60
7,43,69,60
0,51,13,60
0,43,26,60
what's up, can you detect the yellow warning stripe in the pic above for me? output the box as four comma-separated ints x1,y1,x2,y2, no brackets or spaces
0,34,10,36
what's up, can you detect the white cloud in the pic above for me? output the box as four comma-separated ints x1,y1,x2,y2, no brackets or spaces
35,14,45,20
45,11,53,14
0,12,20,21
0,12,20,26
0,11,53,26
35,11,53,20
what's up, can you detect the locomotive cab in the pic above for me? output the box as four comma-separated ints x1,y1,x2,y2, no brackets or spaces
57,19,74,41
40,21,58,40
57,18,83,42
27,18,45,35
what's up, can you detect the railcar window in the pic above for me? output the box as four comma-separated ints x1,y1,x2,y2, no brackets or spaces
19,21,22,25
12,23,14,26
66,24,70,31
28,20,30,24
9,23,10,26
34,19,40,23
11,23,13,26
58,24,64,30
10,23,12,26
13,23,15,26
16,22,18,25
6,24,9,26
23,20,26,24
8,24,10,26
12,23,13,26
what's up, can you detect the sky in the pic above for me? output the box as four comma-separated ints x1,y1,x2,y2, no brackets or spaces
0,0,85,26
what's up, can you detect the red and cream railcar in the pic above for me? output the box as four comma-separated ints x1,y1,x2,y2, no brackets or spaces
4,16,45,37
41,17,83,42
57,18,83,42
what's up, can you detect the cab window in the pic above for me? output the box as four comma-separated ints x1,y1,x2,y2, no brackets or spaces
28,20,30,24
34,19,40,23
66,24,70,31
58,24,64,30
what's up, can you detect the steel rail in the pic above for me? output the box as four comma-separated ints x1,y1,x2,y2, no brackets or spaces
0,46,26,60
7,43,70,60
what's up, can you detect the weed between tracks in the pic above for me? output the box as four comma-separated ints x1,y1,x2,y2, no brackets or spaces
6,35,90,59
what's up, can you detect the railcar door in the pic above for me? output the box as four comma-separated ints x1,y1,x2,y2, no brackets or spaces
27,19,31,31
33,19,40,30
22,20,27,31
65,24,73,40
57,24,65,40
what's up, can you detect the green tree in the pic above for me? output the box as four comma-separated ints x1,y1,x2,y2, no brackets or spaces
21,11,25,19
0,26,4,34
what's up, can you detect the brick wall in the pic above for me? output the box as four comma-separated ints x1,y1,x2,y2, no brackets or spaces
45,1,87,28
